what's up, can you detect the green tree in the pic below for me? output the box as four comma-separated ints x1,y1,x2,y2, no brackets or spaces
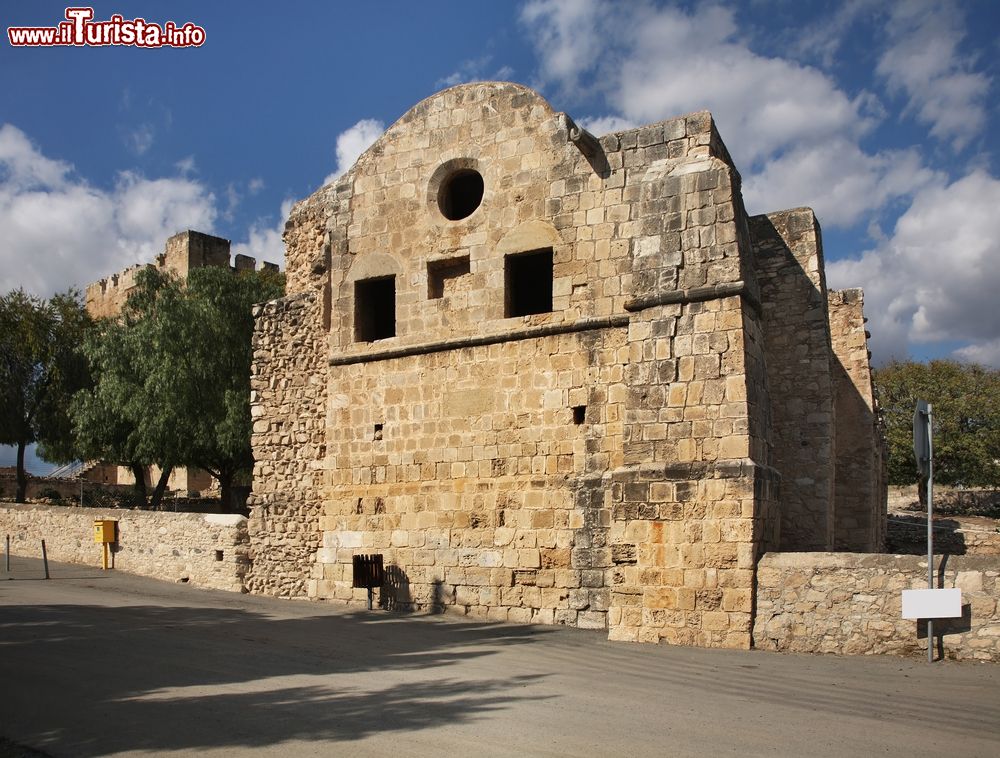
0,288,92,502
874,359,1000,487
172,266,284,510
74,272,178,508
74,266,283,511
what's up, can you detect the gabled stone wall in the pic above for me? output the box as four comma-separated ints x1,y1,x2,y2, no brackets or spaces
247,82,884,649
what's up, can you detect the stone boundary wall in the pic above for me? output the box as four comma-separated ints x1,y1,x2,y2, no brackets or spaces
754,552,1000,662
0,502,248,592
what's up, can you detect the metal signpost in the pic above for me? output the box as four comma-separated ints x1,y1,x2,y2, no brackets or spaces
913,400,934,662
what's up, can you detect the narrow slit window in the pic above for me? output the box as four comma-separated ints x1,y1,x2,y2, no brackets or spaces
505,248,553,317
573,406,586,425
355,276,395,342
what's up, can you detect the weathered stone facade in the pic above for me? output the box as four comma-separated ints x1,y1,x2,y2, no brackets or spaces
754,552,1000,662
0,502,248,592
248,82,885,648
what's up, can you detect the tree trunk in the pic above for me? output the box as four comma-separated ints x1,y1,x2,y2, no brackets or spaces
149,466,173,510
15,439,28,503
129,463,148,508
218,470,234,513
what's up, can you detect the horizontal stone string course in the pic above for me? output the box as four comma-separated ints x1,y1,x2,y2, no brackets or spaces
329,314,631,366
623,280,761,315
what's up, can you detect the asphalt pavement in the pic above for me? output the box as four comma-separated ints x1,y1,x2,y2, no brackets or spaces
1,554,998,757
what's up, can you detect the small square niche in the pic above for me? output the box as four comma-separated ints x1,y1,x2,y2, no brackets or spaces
427,255,471,299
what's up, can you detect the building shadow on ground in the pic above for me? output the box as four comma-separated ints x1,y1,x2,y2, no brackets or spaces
0,574,552,755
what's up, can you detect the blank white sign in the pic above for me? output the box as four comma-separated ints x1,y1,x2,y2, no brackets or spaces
901,588,962,619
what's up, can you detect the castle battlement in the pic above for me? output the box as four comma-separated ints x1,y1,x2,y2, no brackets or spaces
85,230,278,319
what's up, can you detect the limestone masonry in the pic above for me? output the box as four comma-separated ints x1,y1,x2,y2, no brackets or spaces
247,82,887,648
0,503,247,593
754,552,999,662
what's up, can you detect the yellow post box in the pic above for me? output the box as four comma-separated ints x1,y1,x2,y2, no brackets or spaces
93,519,117,570
93,519,117,544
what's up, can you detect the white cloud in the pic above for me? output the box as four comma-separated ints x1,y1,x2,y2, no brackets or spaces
520,0,606,96
579,115,638,135
435,55,517,89
125,123,155,155
0,123,217,297
114,171,215,246
520,0,915,228
231,198,294,268
743,140,941,226
324,119,385,185
828,170,1000,365
524,1,874,163
0,124,72,189
877,0,990,150
789,0,881,69
954,339,1000,367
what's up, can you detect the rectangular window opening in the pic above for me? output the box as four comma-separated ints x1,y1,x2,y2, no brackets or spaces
355,276,395,342
215,550,224,562
572,405,587,425
374,423,384,441
428,255,471,299
505,248,553,317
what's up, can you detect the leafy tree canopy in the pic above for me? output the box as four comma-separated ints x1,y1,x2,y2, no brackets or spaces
74,266,284,510
0,288,92,502
874,359,1000,487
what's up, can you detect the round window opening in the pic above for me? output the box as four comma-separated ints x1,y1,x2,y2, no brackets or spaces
438,169,484,221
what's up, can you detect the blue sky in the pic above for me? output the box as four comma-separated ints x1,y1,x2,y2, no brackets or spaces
2,0,999,472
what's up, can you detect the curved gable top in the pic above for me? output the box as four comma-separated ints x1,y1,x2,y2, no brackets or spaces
340,82,559,183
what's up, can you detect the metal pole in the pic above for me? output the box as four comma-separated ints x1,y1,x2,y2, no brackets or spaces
41,539,50,580
4,534,9,573
80,477,84,507
926,403,934,663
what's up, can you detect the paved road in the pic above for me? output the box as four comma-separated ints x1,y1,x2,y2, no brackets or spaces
1,555,998,758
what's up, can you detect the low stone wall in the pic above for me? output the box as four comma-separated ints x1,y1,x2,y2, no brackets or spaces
754,552,999,662
0,502,248,592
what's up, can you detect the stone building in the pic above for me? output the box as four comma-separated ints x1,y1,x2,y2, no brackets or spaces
247,82,886,648
85,230,278,494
